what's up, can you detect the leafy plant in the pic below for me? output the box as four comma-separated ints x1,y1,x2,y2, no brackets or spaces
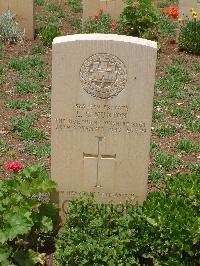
65,0,82,13
15,79,42,94
34,0,46,6
154,152,182,171
0,164,57,265
27,143,50,159
179,15,200,55
118,0,159,39
5,99,34,111
0,12,23,43
38,24,61,47
148,169,164,183
153,124,176,137
55,171,200,265
175,139,200,153
82,11,116,34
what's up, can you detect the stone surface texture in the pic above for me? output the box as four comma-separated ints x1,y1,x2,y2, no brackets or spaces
179,0,200,20
51,34,157,214
0,0,34,39
82,0,125,21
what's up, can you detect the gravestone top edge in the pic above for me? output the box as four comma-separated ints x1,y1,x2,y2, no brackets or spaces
53,34,157,49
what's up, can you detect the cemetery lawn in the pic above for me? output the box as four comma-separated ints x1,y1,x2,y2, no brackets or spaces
0,0,199,188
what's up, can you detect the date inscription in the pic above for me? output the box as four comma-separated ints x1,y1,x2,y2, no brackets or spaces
54,104,147,135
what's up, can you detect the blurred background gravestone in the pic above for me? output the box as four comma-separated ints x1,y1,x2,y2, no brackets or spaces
82,0,125,21
0,0,34,40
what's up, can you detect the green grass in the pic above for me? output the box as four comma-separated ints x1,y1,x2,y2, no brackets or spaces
189,99,200,111
152,111,164,122
34,0,46,6
31,43,45,55
148,169,164,183
171,56,188,65
45,2,61,12
153,125,176,137
8,56,45,73
150,142,160,154
169,106,193,119
0,139,12,155
5,99,34,111
65,0,82,13
15,79,43,94
183,119,200,133
18,129,47,141
27,143,50,158
154,152,182,172
158,15,176,36
175,139,200,153
10,116,35,132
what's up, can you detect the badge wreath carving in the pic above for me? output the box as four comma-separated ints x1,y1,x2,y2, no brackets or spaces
80,53,127,99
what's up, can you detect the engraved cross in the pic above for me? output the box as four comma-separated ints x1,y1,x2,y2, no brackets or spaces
83,137,116,188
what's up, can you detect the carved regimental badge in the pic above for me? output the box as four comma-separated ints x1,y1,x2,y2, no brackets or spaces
80,53,127,99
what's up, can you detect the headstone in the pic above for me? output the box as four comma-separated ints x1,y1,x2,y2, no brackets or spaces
0,0,34,40
51,34,157,214
82,0,125,21
179,0,200,20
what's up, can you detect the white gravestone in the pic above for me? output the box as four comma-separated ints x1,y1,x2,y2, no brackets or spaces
82,0,125,21
179,0,200,20
0,0,34,40
51,34,157,214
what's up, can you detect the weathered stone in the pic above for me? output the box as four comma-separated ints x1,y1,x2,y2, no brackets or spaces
51,34,157,215
82,0,125,21
0,0,34,40
179,0,200,20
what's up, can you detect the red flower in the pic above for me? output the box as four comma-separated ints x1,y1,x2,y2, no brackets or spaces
93,15,99,21
5,161,23,173
111,22,117,31
163,6,178,19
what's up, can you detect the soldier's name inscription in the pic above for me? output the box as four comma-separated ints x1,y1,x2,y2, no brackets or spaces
54,103,147,135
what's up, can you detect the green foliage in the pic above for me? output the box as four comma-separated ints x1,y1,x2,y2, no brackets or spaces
82,13,115,34
0,140,12,156
8,56,46,81
65,0,82,13
154,124,176,137
55,171,200,265
27,143,50,159
175,139,200,153
169,106,193,119
158,15,176,36
5,99,34,111
0,39,3,60
34,0,46,6
0,164,57,265
154,152,182,171
38,24,61,47
179,20,200,55
119,0,159,39
184,118,200,133
148,169,164,183
15,79,43,94
31,43,46,55
0,12,23,43
10,116,47,141
45,2,61,12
